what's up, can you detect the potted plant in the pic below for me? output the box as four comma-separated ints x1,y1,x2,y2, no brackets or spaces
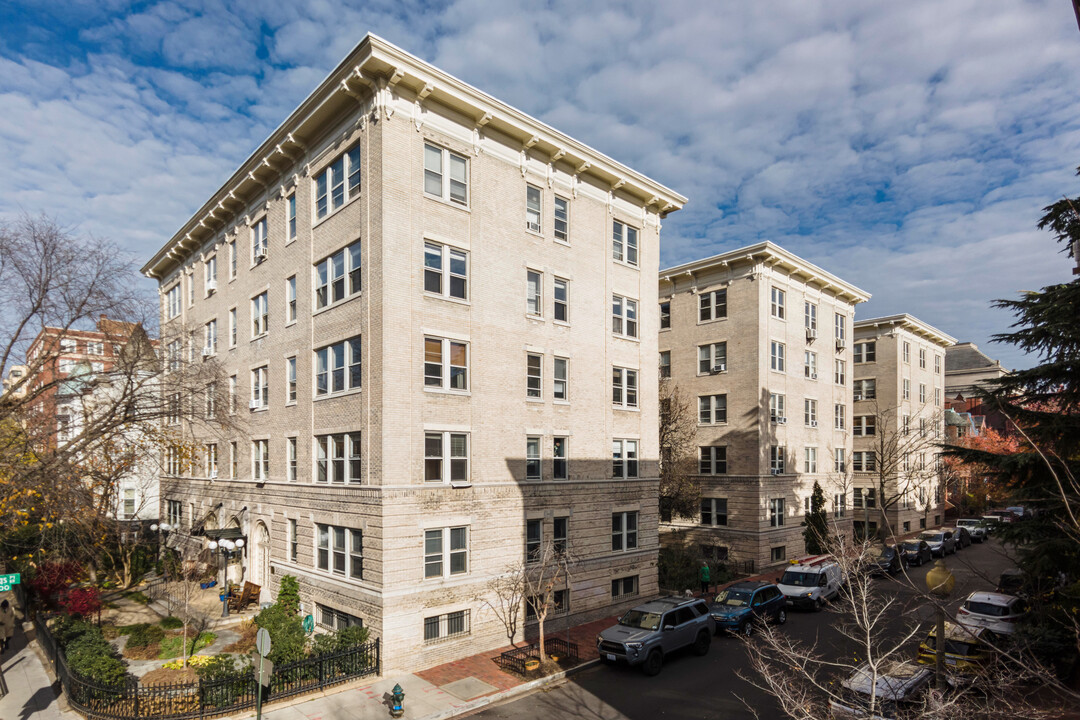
523,658,541,672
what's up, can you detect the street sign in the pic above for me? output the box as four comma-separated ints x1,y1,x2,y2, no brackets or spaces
255,628,272,657
302,614,314,634
250,652,274,687
0,573,20,593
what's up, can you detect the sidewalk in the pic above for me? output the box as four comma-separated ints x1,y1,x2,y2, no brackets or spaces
0,613,78,720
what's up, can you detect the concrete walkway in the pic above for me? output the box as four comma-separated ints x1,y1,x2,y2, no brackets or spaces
0,615,78,720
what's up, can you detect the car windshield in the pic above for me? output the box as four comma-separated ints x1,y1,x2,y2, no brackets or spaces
901,542,922,551
780,571,818,587
714,589,751,608
619,610,661,630
957,520,979,527
965,601,1009,617
920,533,943,542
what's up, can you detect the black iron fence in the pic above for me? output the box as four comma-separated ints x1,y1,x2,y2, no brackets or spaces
34,612,379,720
495,636,580,675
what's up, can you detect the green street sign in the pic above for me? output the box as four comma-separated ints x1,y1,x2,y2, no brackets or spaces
0,573,21,592
302,614,314,634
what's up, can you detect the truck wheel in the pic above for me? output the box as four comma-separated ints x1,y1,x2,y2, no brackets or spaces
740,620,753,638
693,630,711,656
814,597,824,612
642,650,663,676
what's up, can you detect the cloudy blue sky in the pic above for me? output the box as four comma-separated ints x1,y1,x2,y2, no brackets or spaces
2,0,1078,369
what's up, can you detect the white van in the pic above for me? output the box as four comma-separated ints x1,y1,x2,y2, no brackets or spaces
777,555,844,611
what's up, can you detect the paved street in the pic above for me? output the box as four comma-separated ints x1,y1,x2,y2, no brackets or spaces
469,539,1017,720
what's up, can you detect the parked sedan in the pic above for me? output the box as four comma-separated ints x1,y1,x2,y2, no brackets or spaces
955,518,988,543
956,592,1028,634
951,526,972,549
919,530,957,557
709,581,787,636
916,621,999,674
899,540,933,567
865,544,903,576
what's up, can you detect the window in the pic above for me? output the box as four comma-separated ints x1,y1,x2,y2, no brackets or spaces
526,518,542,562
251,366,268,409
229,375,237,414
771,547,786,563
833,493,846,517
698,342,727,373
289,518,298,561
287,357,297,403
659,351,671,379
424,337,467,391
853,341,876,363
526,184,542,232
835,403,846,430
230,441,237,478
700,498,728,526
903,341,911,363
611,575,639,599
805,447,818,473
315,240,362,309
252,292,268,337
229,240,237,279
317,524,363,579
612,439,639,479
700,289,727,321
287,276,297,323
835,313,846,342
424,431,469,483
835,448,846,473
553,357,568,400
424,610,470,643
205,383,217,418
287,437,297,482
805,351,818,378
903,378,911,400
805,302,817,331
316,432,362,483
834,359,846,385
553,437,568,480
854,487,877,509
287,194,297,241
770,287,785,319
164,340,180,372
770,341,786,372
853,379,876,400
165,446,181,475
934,354,942,374
935,387,941,405
85,341,104,355
612,295,638,338
252,217,268,261
554,278,568,322
698,394,727,424
919,383,927,403
699,446,727,475
553,516,568,554
526,353,543,398
167,393,181,424
612,367,638,409
553,196,569,241
315,145,362,219
166,284,181,319
167,500,182,527
204,320,217,355
188,329,198,363
918,348,927,369
424,143,468,205
525,437,541,480
204,256,217,292
423,241,468,300
425,526,468,578
612,221,638,266
769,393,786,423
903,414,911,435
229,308,237,347
316,336,362,395
526,271,542,316
206,443,218,478
769,498,785,527
316,604,362,632
611,512,638,552
252,439,268,481
852,452,876,472
770,446,785,474
804,398,817,426
853,415,876,436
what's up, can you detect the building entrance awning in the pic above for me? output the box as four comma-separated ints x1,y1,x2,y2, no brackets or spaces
204,528,245,541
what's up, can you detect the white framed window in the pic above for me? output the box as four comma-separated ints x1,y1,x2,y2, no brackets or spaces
935,354,942,374
903,378,911,400
835,313,846,342
424,431,469,483
935,387,941,405
526,184,542,233
611,511,638,551
699,289,727,321
229,308,237,347
698,342,727,373
166,284,181,319
611,575,639,599
205,256,217,292
166,340,181,372
853,415,876,436
770,341,786,372
251,217,268,262
166,393,181,425
287,437,297,482
252,291,269,337
612,367,638,409
853,341,876,363
553,437,568,480
612,220,638,266
805,350,818,379
316,336,362,395
424,242,468,300
252,439,269,481
230,441,237,478
315,145,362,220
805,447,817,473
919,383,927,403
526,519,542,561
553,357,568,400
316,432,362,484
835,403,846,430
903,414,911,435
700,498,728,526
287,194,297,241
229,240,237,279
423,610,470,643
554,196,569,242
286,275,297,323
554,278,568,322
526,352,542,398
228,375,237,414
315,240,361,310
424,526,468,578
317,524,364,579
903,341,911,363
659,351,671,378
919,348,927,368
527,270,543,316
854,487,877,509
852,451,876,472
770,446,785,474
424,143,468,206
805,301,817,331
854,379,876,400
289,518,299,561
188,329,198,363
612,295,638,338
206,443,218,478
58,337,78,353
205,382,217,418
835,359,846,385
287,356,297,403
660,300,671,329
188,274,195,306
770,287,786,319
526,436,541,480
835,448,846,474
804,398,817,426
251,366,268,409
165,446,181,476
769,497,785,526
699,446,727,475
203,320,217,356
85,341,104,355
424,337,467,391
769,393,786,423
833,493,846,517
699,394,727,424
612,439,639,479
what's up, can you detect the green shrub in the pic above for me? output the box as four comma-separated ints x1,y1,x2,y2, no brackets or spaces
51,615,97,647
336,624,370,647
64,624,127,685
126,624,165,649
196,655,251,709
254,603,305,664
116,622,148,637
276,575,300,616
160,616,183,630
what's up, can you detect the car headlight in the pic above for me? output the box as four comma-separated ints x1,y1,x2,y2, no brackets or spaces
803,591,814,597
596,634,603,645
625,642,643,650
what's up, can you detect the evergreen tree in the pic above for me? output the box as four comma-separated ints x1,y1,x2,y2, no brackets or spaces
802,481,829,555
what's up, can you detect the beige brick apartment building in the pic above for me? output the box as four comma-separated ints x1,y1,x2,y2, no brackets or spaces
658,243,869,570
851,315,955,536
140,35,685,672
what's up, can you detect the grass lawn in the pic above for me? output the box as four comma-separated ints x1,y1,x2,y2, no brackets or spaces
158,632,217,659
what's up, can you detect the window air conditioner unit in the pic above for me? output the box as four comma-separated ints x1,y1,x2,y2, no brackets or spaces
805,328,817,340
777,417,787,425
836,339,846,350
209,471,218,480
249,399,260,410
255,248,268,262
770,469,781,475
206,280,217,293
810,373,818,380
853,393,862,401
711,364,726,373
810,420,818,427
202,347,213,358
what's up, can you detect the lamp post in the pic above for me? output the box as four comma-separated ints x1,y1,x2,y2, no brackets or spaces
150,523,172,612
925,559,956,690
208,538,244,618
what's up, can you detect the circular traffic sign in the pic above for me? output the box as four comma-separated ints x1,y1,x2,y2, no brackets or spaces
255,627,272,656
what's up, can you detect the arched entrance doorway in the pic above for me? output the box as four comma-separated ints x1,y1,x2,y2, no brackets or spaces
251,522,271,604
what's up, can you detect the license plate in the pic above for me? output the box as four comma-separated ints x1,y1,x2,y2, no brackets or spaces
606,653,616,661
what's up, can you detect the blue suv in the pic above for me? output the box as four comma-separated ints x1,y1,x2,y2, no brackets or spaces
709,581,787,637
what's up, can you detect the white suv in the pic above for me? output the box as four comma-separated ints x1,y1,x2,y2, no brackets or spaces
955,518,988,543
777,556,844,611
956,591,1028,634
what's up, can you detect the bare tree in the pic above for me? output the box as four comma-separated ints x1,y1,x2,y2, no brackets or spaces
659,378,700,521
477,566,526,648
168,554,211,668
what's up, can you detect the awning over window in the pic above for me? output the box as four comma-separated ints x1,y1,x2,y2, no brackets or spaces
204,528,245,541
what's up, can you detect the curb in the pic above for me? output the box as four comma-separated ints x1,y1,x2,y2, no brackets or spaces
417,658,601,720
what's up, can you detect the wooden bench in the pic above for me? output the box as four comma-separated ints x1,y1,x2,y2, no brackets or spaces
228,581,261,612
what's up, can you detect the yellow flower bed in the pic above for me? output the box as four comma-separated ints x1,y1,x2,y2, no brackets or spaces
161,655,214,670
